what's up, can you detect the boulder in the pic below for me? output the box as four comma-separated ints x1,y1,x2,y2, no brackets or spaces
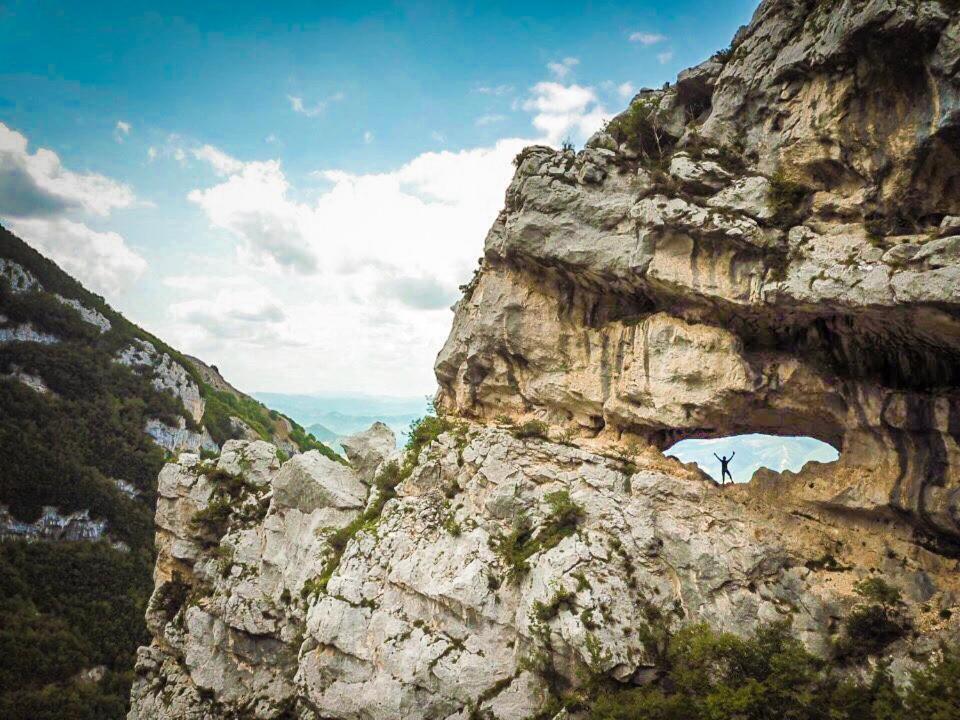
271,451,367,514
340,422,398,482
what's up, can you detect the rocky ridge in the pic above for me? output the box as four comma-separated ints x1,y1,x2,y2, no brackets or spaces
129,423,959,719
436,0,960,546
130,1,960,718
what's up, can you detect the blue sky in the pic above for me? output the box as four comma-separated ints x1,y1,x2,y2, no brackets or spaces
666,434,840,484
0,0,757,396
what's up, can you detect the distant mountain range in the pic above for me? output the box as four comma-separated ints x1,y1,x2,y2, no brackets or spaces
666,434,839,483
254,392,428,448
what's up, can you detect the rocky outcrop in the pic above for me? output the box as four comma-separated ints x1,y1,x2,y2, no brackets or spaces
146,418,219,456
0,503,109,543
55,294,112,332
436,0,960,547
1,365,54,394
0,257,41,292
131,1,960,718
119,339,207,425
129,429,960,719
339,421,398,478
1,257,111,331
0,321,59,344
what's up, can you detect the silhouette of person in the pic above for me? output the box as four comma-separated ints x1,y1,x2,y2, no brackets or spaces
714,451,735,484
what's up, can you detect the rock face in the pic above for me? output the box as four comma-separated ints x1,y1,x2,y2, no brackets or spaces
0,504,110,542
145,418,219,456
118,339,207,426
436,0,960,546
131,1,960,718
129,429,960,719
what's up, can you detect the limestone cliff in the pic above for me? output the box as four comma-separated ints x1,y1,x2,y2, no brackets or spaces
436,0,960,548
129,1,960,719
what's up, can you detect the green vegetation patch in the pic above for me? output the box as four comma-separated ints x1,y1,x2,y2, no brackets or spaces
512,419,550,440
190,467,266,543
535,616,960,720
767,170,811,227
0,225,339,718
0,343,179,548
303,415,461,597
492,490,584,580
0,541,152,720
532,586,576,622
835,577,908,661
606,97,676,165
304,459,405,597
199,380,341,461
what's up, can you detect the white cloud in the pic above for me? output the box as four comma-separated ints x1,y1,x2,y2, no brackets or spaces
617,82,636,100
170,137,529,394
522,82,608,144
287,92,344,118
431,131,446,144
162,65,625,392
475,114,506,126
475,84,513,96
0,122,135,218
7,217,147,295
376,272,456,310
265,133,280,145
187,159,318,273
629,31,666,45
165,276,295,344
192,144,244,176
147,146,158,161
0,122,147,298
114,120,132,143
363,130,375,144
547,56,580,79
658,50,674,64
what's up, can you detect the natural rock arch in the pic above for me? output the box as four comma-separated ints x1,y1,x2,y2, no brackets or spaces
435,0,960,546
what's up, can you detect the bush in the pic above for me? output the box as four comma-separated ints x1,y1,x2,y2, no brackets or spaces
533,587,576,622
834,576,907,661
607,98,675,162
854,577,902,607
405,415,454,460
513,419,550,440
838,604,906,660
189,468,263,542
902,646,960,719
493,490,584,580
577,620,954,720
767,170,810,226
713,45,734,63
0,542,152,720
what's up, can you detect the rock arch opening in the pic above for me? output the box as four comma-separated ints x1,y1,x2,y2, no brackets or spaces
665,433,839,484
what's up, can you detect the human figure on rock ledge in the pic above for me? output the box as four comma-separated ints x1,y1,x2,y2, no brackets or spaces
714,451,735,484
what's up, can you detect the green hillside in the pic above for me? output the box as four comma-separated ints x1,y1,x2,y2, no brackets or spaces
0,224,337,718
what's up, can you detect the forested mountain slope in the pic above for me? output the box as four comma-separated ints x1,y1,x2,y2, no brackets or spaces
0,225,338,719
